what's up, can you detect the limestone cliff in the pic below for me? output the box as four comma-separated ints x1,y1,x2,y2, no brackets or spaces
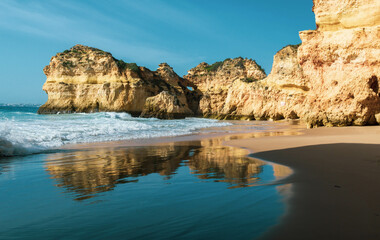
184,0,379,126
140,91,193,119
184,57,268,119
299,0,380,126
39,0,380,126
184,48,307,120
38,44,197,118
313,0,380,31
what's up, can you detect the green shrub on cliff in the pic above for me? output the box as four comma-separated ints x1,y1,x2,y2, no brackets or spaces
62,61,74,68
234,60,245,68
116,60,140,72
278,43,301,53
204,61,223,72
255,62,266,75
240,77,258,83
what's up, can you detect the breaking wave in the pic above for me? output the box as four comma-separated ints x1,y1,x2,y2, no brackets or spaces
0,108,231,157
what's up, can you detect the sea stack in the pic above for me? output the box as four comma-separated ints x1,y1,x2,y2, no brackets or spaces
38,45,198,119
38,0,380,126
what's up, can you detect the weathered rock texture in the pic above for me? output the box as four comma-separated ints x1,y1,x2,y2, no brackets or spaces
184,58,270,119
184,48,308,121
184,0,380,126
38,45,198,118
299,0,380,126
140,91,193,119
39,0,380,126
313,0,380,31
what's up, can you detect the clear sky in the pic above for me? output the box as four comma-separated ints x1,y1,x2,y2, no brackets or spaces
0,0,315,104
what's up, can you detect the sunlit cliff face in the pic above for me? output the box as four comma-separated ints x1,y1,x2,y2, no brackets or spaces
38,44,199,118
313,0,380,31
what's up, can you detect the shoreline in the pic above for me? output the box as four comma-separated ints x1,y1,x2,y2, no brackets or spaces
59,120,380,239
227,126,380,239
0,119,300,240
5,114,380,239
61,119,304,150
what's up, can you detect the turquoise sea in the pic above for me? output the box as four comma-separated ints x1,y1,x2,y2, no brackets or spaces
0,105,290,239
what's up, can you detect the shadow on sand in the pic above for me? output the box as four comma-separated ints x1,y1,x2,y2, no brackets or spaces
253,143,380,240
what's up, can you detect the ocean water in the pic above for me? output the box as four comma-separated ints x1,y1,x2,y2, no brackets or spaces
0,104,230,156
0,104,292,239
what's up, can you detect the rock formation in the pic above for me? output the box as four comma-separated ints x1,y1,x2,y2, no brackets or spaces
184,48,308,121
298,0,380,127
38,45,198,118
184,0,380,126
39,0,380,126
140,91,193,119
184,57,268,119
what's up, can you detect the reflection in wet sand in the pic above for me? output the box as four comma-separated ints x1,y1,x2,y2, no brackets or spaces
45,146,188,200
187,139,263,188
0,159,13,177
45,137,292,201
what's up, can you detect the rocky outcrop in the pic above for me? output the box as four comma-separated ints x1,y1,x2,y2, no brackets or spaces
184,0,380,126
140,91,193,119
38,45,197,117
39,0,380,126
184,57,268,119
299,0,380,127
184,48,308,120
313,0,380,31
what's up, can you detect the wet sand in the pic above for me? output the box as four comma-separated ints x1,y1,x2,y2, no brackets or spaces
62,119,304,150
62,121,380,239
227,126,380,240
0,128,295,239
1,119,307,239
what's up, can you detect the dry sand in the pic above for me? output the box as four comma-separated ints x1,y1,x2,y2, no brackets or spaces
227,126,380,240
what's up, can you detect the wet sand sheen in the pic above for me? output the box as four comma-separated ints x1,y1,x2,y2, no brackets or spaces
227,126,380,240
46,139,292,201
0,123,299,240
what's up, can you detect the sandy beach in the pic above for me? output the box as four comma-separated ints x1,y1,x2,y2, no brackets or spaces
227,126,380,239
0,119,301,239
1,0,379,239
1,106,379,239
62,120,380,239
63,120,380,239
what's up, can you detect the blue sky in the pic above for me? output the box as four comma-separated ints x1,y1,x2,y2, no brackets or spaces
0,0,315,104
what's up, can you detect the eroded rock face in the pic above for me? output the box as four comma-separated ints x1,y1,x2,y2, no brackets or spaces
313,0,380,31
184,48,307,120
184,0,380,126
184,57,268,118
38,45,196,117
299,0,380,127
140,91,193,119
39,0,379,126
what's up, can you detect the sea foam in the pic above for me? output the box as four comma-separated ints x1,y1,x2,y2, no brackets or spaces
0,107,231,157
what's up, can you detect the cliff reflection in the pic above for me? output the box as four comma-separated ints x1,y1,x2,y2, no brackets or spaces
44,139,289,201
